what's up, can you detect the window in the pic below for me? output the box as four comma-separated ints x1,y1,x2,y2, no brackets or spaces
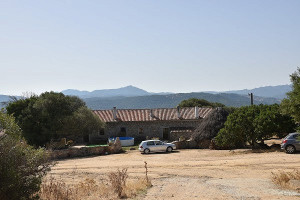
154,141,163,145
293,134,299,139
138,128,144,134
147,141,155,145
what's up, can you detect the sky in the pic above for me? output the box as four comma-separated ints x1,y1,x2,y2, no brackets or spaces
0,0,300,95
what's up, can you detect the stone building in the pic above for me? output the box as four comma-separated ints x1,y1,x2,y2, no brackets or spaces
90,107,213,143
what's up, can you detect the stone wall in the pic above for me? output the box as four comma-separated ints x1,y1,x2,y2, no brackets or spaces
89,120,202,143
50,138,122,160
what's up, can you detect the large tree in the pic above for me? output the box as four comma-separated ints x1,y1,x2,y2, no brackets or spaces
281,68,300,127
6,92,104,146
215,104,296,148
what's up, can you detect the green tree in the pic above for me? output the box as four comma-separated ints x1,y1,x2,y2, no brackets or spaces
178,98,236,114
178,98,225,108
6,92,104,146
0,111,51,200
215,105,296,148
281,68,300,128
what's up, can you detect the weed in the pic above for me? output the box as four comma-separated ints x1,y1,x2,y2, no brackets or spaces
271,170,300,191
108,168,128,198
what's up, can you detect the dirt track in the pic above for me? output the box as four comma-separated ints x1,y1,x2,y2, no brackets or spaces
50,149,300,200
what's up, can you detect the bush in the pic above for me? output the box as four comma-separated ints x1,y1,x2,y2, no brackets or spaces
215,105,296,149
0,111,51,200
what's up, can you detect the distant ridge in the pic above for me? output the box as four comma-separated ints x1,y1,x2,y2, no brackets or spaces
61,85,151,98
62,84,291,100
84,92,281,110
220,84,291,99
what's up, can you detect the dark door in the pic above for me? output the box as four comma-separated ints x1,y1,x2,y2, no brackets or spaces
163,128,169,140
119,127,127,137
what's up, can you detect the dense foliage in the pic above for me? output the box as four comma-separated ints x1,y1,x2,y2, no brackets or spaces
179,98,236,114
281,68,300,128
178,98,225,108
215,104,296,148
0,111,51,200
6,92,104,146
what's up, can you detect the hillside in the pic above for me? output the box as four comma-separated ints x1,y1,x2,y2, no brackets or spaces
0,95,11,108
62,85,151,98
62,84,291,100
84,92,280,110
221,85,291,99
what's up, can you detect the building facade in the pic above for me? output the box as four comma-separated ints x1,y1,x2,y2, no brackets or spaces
90,107,213,143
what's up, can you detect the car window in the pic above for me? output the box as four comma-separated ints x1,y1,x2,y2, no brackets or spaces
293,134,299,139
147,141,155,145
154,141,163,145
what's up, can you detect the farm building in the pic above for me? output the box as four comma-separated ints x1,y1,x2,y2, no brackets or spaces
89,107,213,143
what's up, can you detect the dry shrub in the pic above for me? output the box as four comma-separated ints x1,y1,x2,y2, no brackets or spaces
39,165,152,200
124,178,152,197
108,168,128,198
39,177,114,200
271,170,300,191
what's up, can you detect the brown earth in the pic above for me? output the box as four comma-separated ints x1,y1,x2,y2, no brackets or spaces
50,149,300,200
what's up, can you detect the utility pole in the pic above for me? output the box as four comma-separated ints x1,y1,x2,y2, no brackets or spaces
248,93,253,105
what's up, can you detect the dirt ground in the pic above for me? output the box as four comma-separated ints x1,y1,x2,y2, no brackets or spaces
50,149,300,200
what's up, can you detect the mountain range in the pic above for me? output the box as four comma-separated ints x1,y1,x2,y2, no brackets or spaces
0,84,291,109
62,84,291,100
62,84,290,109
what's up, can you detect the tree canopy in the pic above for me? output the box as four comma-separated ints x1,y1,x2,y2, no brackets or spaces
215,104,296,148
6,92,104,146
178,98,225,108
178,98,236,114
281,68,300,128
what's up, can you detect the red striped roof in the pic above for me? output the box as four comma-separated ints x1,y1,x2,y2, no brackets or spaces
93,107,213,122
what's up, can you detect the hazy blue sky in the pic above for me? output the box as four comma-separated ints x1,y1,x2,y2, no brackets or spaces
1,0,299,95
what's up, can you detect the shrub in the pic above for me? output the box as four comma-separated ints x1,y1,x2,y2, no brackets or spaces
0,111,52,200
271,170,300,191
108,168,129,198
39,167,152,200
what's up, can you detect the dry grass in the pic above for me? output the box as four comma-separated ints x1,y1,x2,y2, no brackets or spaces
39,166,152,200
271,170,300,191
108,168,128,198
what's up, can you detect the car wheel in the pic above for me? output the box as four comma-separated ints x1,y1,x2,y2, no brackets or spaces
166,146,173,152
144,148,150,154
285,145,296,154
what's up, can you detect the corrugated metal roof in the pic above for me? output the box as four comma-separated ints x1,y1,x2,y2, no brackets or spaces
93,107,213,122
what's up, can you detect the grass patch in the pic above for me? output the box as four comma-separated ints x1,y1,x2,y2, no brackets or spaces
86,144,108,148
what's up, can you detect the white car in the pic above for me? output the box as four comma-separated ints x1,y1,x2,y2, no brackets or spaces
139,140,176,154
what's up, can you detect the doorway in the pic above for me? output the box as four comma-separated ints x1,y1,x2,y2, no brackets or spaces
163,128,169,140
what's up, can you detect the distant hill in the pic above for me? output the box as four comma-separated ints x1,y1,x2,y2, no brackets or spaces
0,95,12,108
220,84,291,99
62,85,152,98
84,92,281,110
62,84,291,100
